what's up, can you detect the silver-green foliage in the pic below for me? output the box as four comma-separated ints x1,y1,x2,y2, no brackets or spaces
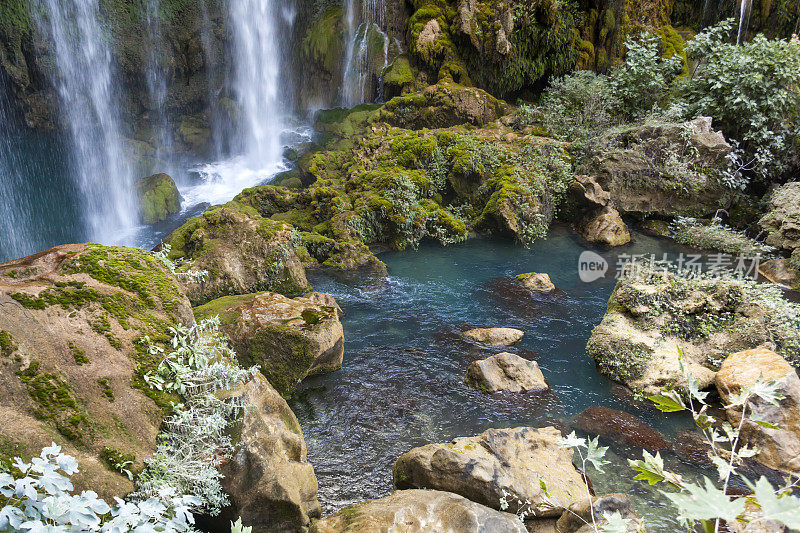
134,318,258,515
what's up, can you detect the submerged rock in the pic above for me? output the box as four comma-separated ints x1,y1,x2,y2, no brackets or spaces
715,347,800,476
759,182,800,254
215,374,321,532
393,426,589,517
0,244,193,500
164,204,311,306
574,406,671,452
462,327,524,346
309,489,526,533
465,352,548,393
577,206,631,247
194,291,344,397
515,272,556,292
135,173,182,224
556,493,644,533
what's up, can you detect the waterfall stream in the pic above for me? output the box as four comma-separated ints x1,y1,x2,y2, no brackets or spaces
737,0,752,44
35,0,137,245
341,0,399,106
144,0,175,175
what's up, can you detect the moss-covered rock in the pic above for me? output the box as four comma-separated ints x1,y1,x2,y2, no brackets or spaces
164,203,311,306
0,243,193,499
135,173,182,224
587,267,800,394
194,291,344,397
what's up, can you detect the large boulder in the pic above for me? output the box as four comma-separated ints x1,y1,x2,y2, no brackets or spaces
214,374,321,532
759,182,800,253
577,206,631,247
0,244,193,499
462,327,524,346
135,173,182,224
393,427,589,517
465,352,548,393
164,204,311,306
588,118,730,218
586,268,800,394
194,291,344,397
310,489,526,533
758,258,800,291
715,347,800,476
574,407,671,452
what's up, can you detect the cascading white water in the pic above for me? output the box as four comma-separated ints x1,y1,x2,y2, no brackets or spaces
341,0,396,106
0,89,33,261
144,0,175,172
231,0,283,171
737,0,752,44
182,0,290,208
36,0,136,243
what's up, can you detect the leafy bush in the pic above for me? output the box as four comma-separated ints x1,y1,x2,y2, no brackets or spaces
608,33,682,120
540,71,616,142
670,216,775,256
682,20,800,181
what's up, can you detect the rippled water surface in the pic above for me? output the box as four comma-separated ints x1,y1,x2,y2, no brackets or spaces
293,226,723,531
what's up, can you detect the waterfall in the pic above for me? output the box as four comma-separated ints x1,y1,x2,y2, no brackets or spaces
230,0,283,171
737,0,752,44
341,0,397,106
144,0,175,174
35,0,136,244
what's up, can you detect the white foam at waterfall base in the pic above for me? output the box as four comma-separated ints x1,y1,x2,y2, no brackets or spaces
180,156,288,210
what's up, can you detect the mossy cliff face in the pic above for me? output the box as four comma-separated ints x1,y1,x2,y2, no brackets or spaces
0,243,193,499
164,203,311,306
135,173,182,224
194,291,345,397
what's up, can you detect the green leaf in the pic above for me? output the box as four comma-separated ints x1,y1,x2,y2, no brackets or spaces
751,419,779,430
648,393,686,413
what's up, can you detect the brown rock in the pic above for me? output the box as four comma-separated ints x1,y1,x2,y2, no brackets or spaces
569,175,610,209
759,182,800,253
516,272,556,292
574,406,672,452
578,207,631,246
715,346,800,476
0,244,193,500
217,374,321,532
393,427,589,517
310,489,527,533
758,258,800,290
463,327,524,346
556,493,643,533
194,291,344,397
466,352,548,393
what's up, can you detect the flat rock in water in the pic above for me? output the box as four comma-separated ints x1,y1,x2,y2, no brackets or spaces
309,489,526,533
574,406,672,452
716,346,800,476
758,258,800,290
465,352,548,393
393,426,588,517
462,327,524,346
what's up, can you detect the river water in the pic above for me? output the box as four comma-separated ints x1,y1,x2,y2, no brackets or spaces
293,226,727,531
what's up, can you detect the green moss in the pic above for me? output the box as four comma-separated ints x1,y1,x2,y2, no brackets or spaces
301,8,345,75
97,378,115,402
136,173,182,224
16,361,91,443
100,446,135,475
241,324,318,398
69,342,89,365
0,330,17,357
383,56,414,87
